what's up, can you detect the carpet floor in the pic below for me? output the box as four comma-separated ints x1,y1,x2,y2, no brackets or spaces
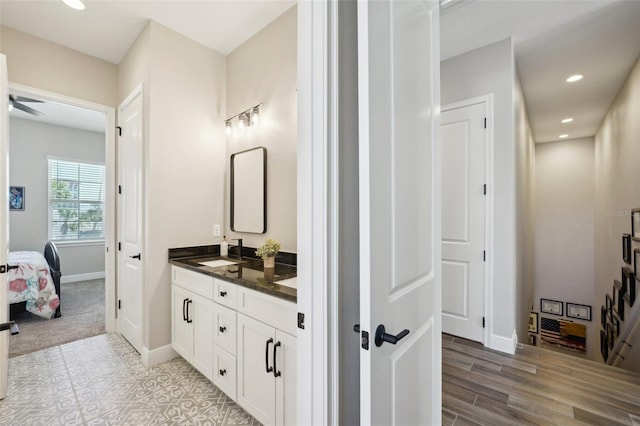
9,279,105,358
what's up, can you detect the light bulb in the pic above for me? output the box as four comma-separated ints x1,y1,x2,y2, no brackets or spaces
238,114,246,129
225,121,232,135
252,106,260,125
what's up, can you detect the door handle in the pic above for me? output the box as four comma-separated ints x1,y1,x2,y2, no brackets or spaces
0,321,19,335
219,326,226,333
182,298,188,321
273,341,282,378
265,338,274,373
186,300,193,323
374,324,409,347
0,264,19,274
130,253,141,260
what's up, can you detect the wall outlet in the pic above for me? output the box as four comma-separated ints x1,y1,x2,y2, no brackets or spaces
213,224,221,237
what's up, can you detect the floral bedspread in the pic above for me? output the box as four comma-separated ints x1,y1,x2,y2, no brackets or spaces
7,251,60,319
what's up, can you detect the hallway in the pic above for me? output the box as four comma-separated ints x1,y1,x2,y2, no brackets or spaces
443,334,640,425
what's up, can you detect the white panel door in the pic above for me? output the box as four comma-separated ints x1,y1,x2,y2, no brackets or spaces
0,55,10,399
358,1,441,425
441,103,486,342
237,313,276,426
117,88,143,353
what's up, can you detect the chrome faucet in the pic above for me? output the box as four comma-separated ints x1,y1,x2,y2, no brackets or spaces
231,238,243,260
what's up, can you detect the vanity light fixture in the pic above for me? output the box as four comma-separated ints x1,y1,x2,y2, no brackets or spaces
566,74,583,83
559,134,569,139
224,103,263,135
62,0,86,10
561,118,573,123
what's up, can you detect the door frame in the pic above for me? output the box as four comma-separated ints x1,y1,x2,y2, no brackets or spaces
7,82,117,333
442,94,494,347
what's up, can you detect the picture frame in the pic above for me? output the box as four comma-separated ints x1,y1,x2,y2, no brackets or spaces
528,312,539,333
540,299,563,316
622,266,636,306
528,334,536,345
612,314,621,340
9,186,25,211
600,305,607,329
607,322,614,350
606,294,613,321
566,303,591,321
600,330,608,361
632,209,640,242
634,248,640,278
623,234,632,264
613,280,626,321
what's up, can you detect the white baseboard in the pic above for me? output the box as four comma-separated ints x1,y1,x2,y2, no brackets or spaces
488,330,518,354
61,271,105,284
141,344,178,367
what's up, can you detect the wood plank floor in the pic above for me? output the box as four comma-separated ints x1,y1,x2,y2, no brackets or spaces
442,334,640,426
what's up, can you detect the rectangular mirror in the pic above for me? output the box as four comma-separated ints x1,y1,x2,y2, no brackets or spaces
230,147,266,233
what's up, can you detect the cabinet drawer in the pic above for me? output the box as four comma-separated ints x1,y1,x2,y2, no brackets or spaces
172,266,214,300
213,346,237,401
214,278,238,309
238,287,297,335
214,303,237,355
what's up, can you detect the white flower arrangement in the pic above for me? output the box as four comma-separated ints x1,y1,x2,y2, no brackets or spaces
255,239,281,259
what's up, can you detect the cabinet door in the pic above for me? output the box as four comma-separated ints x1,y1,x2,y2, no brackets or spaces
237,313,276,426
275,330,296,426
191,292,213,381
171,285,192,361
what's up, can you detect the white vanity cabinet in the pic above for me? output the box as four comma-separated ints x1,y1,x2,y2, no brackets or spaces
236,287,297,426
171,266,214,381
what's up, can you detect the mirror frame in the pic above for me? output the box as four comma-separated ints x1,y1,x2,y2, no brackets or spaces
230,146,267,233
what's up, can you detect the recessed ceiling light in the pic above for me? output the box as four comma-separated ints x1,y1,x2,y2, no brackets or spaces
559,134,569,139
561,118,573,123
62,0,85,10
566,74,583,83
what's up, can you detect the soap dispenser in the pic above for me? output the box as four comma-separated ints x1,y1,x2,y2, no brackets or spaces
220,236,228,257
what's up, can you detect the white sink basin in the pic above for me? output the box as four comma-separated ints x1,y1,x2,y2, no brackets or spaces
274,277,297,289
199,259,238,268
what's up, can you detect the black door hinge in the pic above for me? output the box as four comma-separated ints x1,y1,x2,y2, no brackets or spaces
298,312,305,330
118,242,121,251
116,126,122,136
484,117,487,129
118,185,122,194
483,184,487,195
361,330,370,350
482,317,485,328
118,300,121,310
0,264,18,274
483,251,486,261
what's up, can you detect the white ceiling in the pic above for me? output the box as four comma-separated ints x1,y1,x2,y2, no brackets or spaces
2,0,639,144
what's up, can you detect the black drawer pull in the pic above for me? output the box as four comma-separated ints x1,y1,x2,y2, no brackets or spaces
265,338,274,373
219,290,227,297
219,369,226,376
186,300,193,323
219,326,226,333
273,341,282,378
182,298,188,322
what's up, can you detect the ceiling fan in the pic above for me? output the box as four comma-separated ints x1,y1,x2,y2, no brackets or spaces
8,94,44,117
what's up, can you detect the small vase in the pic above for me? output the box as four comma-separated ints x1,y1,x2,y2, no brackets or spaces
263,256,275,269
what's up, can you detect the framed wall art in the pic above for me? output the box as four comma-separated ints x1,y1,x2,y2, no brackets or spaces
601,305,607,329
9,186,25,211
613,280,626,321
566,303,591,321
634,248,640,277
606,294,613,321
528,312,539,333
600,330,608,361
540,299,563,316
612,314,621,340
623,234,632,264
632,208,640,242
622,266,636,306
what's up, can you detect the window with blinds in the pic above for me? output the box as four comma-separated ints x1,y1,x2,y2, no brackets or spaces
48,159,105,242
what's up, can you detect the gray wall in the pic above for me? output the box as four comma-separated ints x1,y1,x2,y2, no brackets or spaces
441,38,518,345
9,117,106,278
534,137,595,359
594,55,640,372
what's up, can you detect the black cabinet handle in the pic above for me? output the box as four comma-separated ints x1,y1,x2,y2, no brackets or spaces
219,369,226,376
182,298,188,322
219,326,226,333
265,338,274,373
219,290,227,297
273,341,282,378
374,324,409,347
186,300,193,323
129,253,141,260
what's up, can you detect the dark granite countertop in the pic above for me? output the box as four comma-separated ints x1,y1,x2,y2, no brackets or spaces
168,255,297,303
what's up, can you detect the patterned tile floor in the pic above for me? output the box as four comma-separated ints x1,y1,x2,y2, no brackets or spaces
0,333,260,425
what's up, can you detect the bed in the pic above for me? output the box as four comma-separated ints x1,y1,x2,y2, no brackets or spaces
8,241,62,319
